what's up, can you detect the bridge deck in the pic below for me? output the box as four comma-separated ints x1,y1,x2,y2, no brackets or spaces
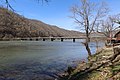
20,37,86,39
0,36,105,42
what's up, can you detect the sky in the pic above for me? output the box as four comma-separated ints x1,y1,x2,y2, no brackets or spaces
1,0,120,31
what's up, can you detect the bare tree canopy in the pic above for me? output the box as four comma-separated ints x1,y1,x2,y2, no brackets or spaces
101,16,115,37
112,14,120,24
70,0,109,56
101,14,120,38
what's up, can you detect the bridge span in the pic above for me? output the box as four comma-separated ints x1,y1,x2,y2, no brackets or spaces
20,37,86,42
0,37,86,42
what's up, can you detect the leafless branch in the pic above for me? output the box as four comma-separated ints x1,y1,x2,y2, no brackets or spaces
70,0,109,56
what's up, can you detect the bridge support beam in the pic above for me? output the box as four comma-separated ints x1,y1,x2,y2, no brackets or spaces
43,38,45,41
61,38,64,42
30,38,32,41
36,38,38,41
51,38,54,41
73,38,75,42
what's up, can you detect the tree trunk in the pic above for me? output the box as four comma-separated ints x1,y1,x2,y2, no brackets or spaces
83,34,92,57
85,31,92,56
84,42,91,57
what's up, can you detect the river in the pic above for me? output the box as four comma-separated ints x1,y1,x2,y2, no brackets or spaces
0,40,104,80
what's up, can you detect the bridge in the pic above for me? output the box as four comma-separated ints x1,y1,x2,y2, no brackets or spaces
17,37,87,42
0,37,86,42
0,36,106,42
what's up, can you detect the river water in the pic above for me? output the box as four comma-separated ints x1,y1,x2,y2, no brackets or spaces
0,40,104,80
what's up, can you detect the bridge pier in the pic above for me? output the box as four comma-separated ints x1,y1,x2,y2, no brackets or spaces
51,38,54,41
61,38,64,42
36,38,38,41
73,38,75,42
43,38,45,41
30,38,32,41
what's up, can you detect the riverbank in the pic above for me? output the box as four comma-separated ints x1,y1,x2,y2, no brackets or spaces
60,45,120,80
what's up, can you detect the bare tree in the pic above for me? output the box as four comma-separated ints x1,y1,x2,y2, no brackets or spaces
0,7,31,38
101,14,120,38
70,0,108,56
101,16,115,38
112,14,120,24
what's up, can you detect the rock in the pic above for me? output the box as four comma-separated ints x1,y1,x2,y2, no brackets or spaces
67,66,74,75
60,45,120,80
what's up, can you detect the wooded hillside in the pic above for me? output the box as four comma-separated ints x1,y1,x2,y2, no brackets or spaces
0,7,84,38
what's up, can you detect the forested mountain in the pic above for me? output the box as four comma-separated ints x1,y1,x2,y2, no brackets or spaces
0,7,84,38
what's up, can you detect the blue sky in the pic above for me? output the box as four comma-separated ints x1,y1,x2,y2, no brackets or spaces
2,0,120,31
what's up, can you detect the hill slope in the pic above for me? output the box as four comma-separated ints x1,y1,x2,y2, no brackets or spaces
0,7,84,38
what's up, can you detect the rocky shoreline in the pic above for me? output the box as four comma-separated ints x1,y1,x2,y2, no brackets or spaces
60,45,120,80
